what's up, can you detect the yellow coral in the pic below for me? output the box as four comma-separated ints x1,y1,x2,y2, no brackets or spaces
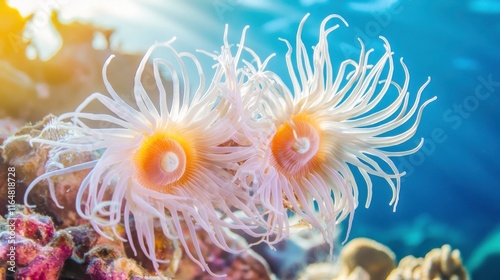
297,262,340,280
335,238,396,280
387,244,469,280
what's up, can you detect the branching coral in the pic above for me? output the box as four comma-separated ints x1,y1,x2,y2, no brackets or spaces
387,244,469,280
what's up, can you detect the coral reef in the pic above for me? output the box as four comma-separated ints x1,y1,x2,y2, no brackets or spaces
297,239,469,280
0,205,171,279
0,202,472,279
247,226,332,279
0,205,73,279
66,225,100,264
297,262,340,280
174,226,273,279
0,205,275,279
334,238,396,280
387,244,469,280
1,116,97,225
85,245,163,280
80,212,273,279
2,115,68,183
292,238,398,280
0,0,143,122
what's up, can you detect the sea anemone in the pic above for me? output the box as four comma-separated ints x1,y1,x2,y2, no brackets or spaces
24,37,266,276
242,14,437,251
21,13,437,276
198,24,292,246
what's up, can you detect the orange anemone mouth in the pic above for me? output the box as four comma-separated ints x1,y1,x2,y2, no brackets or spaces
271,114,325,177
133,132,195,192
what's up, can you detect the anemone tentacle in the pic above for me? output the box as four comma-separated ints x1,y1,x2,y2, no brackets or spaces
239,13,436,253
25,36,271,277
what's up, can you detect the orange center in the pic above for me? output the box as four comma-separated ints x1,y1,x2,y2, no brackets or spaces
271,114,324,177
133,132,194,192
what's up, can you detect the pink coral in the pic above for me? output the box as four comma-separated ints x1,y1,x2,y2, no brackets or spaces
0,205,73,279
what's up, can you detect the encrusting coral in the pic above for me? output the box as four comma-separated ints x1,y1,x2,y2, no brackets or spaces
1,115,97,226
173,223,273,279
0,205,73,279
85,245,165,280
0,205,273,279
0,205,181,279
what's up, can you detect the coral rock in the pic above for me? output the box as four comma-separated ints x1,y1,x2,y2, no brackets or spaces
0,205,74,279
85,245,165,280
248,225,332,279
1,116,97,227
335,238,396,280
297,262,339,280
123,220,181,277
175,226,273,279
65,225,99,263
16,231,73,279
226,251,273,280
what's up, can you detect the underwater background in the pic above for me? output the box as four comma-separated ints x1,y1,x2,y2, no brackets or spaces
1,0,499,279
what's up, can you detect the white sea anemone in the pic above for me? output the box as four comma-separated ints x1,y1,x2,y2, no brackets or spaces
199,24,294,246
24,37,267,276
242,14,437,251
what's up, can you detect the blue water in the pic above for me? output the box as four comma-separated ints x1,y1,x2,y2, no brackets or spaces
17,0,500,277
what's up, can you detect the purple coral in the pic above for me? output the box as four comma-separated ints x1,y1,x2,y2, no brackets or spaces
0,205,73,279
85,245,160,280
